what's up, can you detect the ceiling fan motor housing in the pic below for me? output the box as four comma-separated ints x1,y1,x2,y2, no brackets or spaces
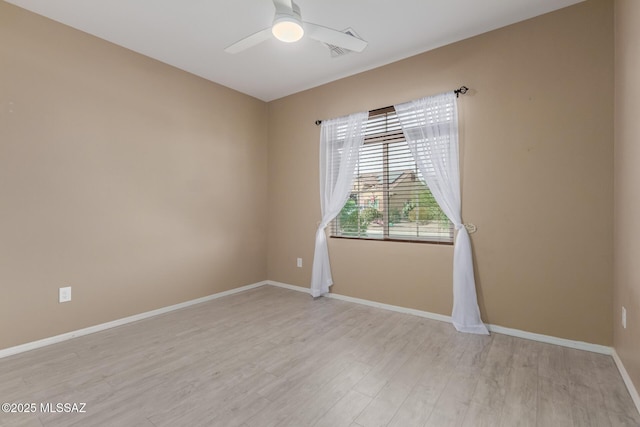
272,1,304,42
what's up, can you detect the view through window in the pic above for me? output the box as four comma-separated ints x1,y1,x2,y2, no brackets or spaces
331,107,454,243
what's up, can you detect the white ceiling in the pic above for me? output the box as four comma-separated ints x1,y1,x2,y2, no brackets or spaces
6,0,585,102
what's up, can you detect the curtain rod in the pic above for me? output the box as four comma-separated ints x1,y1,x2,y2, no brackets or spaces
314,85,469,126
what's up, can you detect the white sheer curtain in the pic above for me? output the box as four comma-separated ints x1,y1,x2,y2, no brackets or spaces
310,111,368,297
395,92,489,335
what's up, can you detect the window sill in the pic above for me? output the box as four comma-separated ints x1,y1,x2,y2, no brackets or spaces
329,235,453,245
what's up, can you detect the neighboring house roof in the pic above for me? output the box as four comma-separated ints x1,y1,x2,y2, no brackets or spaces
351,170,427,193
358,173,380,189
389,171,417,191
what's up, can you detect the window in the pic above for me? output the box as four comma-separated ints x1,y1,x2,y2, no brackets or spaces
331,107,453,244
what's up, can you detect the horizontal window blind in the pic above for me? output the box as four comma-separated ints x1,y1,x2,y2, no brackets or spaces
331,107,454,243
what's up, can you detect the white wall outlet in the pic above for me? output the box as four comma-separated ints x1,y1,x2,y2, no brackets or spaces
296,258,302,268
622,306,627,329
59,286,72,303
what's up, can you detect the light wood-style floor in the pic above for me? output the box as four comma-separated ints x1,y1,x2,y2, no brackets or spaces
1,285,639,427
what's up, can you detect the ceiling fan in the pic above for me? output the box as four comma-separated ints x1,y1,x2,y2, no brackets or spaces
224,0,368,54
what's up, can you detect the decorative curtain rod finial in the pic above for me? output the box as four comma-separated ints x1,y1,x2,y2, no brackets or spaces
315,120,322,125
454,86,469,98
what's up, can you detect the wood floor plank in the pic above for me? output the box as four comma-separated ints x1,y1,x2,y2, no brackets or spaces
471,372,508,412
510,337,540,372
598,366,640,420
462,401,501,427
571,403,612,427
424,397,469,427
354,380,411,427
0,285,638,427
415,365,452,406
481,333,513,380
279,361,370,427
354,334,423,397
387,385,435,427
0,414,43,427
537,377,574,427
436,367,480,407
538,342,568,386
313,390,371,427
499,366,537,427
608,409,640,426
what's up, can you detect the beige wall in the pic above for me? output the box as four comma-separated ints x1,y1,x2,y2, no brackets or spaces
268,0,614,345
614,0,640,399
0,3,268,349
1,0,617,352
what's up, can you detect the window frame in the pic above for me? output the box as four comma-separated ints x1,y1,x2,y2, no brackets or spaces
330,107,454,245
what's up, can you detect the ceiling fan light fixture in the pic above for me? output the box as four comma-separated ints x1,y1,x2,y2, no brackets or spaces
272,16,304,43
225,0,367,54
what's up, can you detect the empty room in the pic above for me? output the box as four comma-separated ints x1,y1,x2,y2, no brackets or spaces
1,0,639,425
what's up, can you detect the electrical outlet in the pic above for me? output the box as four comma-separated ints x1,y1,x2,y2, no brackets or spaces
59,286,72,303
622,306,627,329
296,258,302,268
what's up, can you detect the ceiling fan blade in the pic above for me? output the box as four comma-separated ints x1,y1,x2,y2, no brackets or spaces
304,22,368,53
224,28,272,54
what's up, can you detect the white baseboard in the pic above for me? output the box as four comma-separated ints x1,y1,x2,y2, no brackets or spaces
613,350,640,415
266,280,312,295
0,281,268,359
266,280,612,355
487,324,613,355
